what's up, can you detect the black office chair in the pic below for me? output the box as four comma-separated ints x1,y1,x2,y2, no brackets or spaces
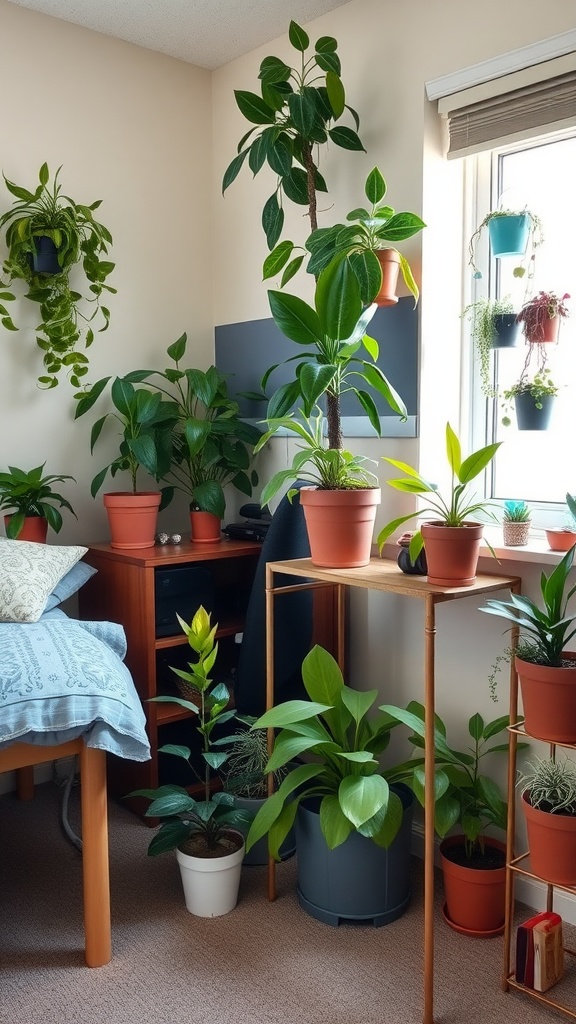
233,483,313,717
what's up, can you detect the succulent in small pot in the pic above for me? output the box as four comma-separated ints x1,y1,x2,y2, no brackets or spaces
516,290,570,344
502,500,531,547
0,463,76,539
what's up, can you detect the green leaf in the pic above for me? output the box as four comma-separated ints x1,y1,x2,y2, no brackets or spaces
281,167,310,206
265,731,324,772
222,148,250,193
268,290,322,346
315,255,363,341
267,137,293,178
315,36,337,53
262,241,294,280
339,775,389,828
365,167,386,205
234,90,275,125
445,422,461,475
326,71,345,117
319,795,354,849
468,713,484,741
301,645,343,706
254,699,333,729
262,193,284,250
316,52,341,76
287,92,317,140
258,56,291,83
341,686,378,726
281,254,305,288
289,20,309,51
328,126,365,152
458,441,501,484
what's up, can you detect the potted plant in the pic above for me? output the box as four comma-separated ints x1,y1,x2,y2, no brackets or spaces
517,755,576,887
0,463,76,542
383,703,525,936
222,21,365,285
481,544,576,744
501,367,559,430
120,334,262,542
304,166,425,306
0,162,115,390
130,606,253,916
502,500,531,547
221,719,295,866
546,492,576,552
517,290,570,344
468,208,543,279
75,376,178,549
246,644,415,926
461,296,518,398
376,422,501,587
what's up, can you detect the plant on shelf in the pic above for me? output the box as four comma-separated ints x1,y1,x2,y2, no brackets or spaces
480,545,576,744
502,500,531,547
0,463,76,540
376,422,501,585
468,207,543,280
517,754,576,887
0,162,115,390
245,644,417,924
383,703,526,935
461,295,516,398
222,21,365,285
546,492,576,551
516,290,570,344
304,165,425,305
130,606,253,916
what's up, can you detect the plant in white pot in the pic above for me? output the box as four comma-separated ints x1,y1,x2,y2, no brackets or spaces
377,422,501,587
130,606,253,917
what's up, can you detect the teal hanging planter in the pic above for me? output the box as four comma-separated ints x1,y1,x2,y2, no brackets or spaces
488,214,530,258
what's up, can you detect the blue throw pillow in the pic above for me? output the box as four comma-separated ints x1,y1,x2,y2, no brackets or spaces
43,561,97,612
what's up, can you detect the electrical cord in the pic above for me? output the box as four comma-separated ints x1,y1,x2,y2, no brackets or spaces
60,757,82,851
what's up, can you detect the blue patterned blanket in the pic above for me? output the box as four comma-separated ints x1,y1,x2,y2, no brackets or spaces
0,611,151,761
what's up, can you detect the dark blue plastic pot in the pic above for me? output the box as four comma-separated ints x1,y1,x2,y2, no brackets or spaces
514,392,555,430
491,313,519,349
31,235,61,274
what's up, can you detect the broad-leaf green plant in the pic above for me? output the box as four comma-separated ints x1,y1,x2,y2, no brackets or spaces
377,422,501,563
0,463,76,537
129,606,253,855
222,21,365,284
480,544,576,666
0,163,115,390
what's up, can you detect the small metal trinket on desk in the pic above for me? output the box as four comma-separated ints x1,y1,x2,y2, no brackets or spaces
155,533,182,545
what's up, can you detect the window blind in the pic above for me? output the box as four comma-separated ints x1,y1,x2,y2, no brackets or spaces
437,53,576,158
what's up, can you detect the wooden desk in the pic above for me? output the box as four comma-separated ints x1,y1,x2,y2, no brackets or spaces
0,740,111,968
264,556,521,1024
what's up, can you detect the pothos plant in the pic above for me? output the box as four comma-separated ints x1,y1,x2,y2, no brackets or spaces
0,162,115,390
222,20,365,285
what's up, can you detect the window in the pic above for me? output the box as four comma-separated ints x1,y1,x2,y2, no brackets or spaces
468,130,576,526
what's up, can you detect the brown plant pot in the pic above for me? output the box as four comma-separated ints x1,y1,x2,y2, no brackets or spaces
502,521,531,547
374,250,400,306
439,835,506,936
546,529,576,552
190,510,222,544
525,313,561,344
103,491,161,550
515,653,576,744
521,793,576,886
299,487,381,568
420,521,484,588
3,514,48,543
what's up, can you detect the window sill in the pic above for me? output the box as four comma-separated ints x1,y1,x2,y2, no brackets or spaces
382,527,574,569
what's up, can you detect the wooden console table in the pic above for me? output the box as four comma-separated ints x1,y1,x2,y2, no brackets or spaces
264,556,521,1024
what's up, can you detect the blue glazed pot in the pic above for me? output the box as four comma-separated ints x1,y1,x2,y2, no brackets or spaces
488,213,530,259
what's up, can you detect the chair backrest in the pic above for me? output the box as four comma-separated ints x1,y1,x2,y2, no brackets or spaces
233,484,313,716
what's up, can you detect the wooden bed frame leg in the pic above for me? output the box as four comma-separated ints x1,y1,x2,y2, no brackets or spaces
79,745,111,967
16,765,35,801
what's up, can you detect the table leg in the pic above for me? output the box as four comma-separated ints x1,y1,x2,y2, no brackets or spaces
423,596,436,1024
79,744,111,967
16,765,35,801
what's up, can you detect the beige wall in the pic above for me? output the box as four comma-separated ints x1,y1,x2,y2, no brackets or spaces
0,0,214,542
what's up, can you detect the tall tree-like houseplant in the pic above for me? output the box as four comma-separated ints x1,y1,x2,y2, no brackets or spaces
0,163,115,390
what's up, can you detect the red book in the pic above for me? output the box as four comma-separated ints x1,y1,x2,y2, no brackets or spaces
516,912,554,986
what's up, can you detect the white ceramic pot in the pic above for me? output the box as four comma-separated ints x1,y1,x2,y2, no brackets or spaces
175,833,245,917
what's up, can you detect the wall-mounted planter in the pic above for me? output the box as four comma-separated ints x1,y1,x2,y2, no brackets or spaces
514,392,555,431
487,214,530,258
374,249,400,306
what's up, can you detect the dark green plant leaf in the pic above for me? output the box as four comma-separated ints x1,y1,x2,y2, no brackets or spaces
262,193,284,250
288,20,309,51
328,126,365,151
234,90,275,125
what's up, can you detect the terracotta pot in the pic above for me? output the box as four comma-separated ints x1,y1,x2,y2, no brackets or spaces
546,529,576,552
502,521,531,547
3,514,48,543
299,487,381,569
515,653,576,744
420,521,484,588
521,793,576,886
103,491,161,550
440,835,506,936
373,250,400,306
190,510,222,544
525,313,561,344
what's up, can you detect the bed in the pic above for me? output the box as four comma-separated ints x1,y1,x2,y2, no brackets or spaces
0,540,151,967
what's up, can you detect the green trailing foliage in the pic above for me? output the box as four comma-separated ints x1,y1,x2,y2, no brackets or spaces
0,163,115,390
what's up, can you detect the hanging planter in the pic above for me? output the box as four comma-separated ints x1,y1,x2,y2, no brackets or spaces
461,296,517,399
517,291,570,344
468,208,543,279
491,313,519,349
374,249,401,306
514,391,555,430
30,235,61,275
501,367,558,430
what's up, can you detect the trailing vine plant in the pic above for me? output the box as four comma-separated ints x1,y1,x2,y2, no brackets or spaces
0,162,115,391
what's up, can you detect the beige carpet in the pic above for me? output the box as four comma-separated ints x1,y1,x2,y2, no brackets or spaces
1,781,575,1024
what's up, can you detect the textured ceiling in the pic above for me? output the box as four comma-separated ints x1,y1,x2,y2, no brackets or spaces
6,0,353,69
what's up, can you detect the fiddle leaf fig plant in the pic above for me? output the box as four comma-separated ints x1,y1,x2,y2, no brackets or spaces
222,20,365,284
0,162,116,391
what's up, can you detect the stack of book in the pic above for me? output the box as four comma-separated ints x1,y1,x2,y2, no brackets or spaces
515,911,564,992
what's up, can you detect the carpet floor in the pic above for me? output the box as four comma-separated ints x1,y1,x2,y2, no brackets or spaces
1,781,575,1024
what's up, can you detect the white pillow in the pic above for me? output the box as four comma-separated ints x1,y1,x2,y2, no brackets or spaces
0,540,88,623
